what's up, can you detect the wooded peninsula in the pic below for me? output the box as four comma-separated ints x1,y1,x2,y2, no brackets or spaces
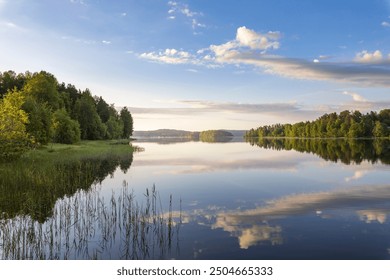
245,109,390,139
0,70,133,160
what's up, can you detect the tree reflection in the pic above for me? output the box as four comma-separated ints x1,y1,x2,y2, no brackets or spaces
246,138,390,165
0,153,133,222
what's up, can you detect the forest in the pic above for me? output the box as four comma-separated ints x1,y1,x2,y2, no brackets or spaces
0,70,133,159
245,109,390,139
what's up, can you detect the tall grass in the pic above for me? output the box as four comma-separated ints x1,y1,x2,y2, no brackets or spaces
0,182,180,260
0,140,136,221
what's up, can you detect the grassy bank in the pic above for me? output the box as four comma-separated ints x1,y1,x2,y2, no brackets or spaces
20,140,135,163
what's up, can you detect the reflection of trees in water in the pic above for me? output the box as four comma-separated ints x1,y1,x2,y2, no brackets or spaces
246,138,390,165
0,184,179,260
0,153,133,222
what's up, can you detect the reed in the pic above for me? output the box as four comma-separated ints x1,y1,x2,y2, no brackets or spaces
0,183,180,260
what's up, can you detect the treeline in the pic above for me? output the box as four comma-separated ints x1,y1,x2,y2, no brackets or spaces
245,109,390,139
0,70,133,159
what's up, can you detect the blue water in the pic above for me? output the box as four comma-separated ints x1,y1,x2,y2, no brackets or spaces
118,140,390,259
1,139,390,259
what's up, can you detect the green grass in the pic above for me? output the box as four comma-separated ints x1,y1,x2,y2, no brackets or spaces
21,140,135,163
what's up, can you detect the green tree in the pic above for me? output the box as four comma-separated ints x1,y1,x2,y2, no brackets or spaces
372,121,388,137
0,71,28,99
106,116,123,139
379,109,390,126
57,83,81,117
96,96,110,123
120,107,133,139
52,109,81,144
347,120,363,138
23,71,60,110
0,90,32,159
22,96,53,145
73,90,106,140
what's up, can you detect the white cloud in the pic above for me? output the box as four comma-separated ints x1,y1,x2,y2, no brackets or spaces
167,1,205,29
0,0,6,10
341,91,367,102
207,27,280,59
354,50,383,63
139,26,390,87
211,52,390,87
181,7,196,17
382,21,390,27
0,21,25,32
102,40,111,45
192,19,206,29
236,26,280,50
70,0,87,5
140,48,194,64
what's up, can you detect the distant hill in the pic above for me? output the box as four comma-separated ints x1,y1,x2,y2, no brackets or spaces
133,129,199,139
133,129,246,143
226,130,246,138
134,129,246,138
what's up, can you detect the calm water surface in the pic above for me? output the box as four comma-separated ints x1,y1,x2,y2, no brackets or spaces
1,139,390,259
128,140,390,259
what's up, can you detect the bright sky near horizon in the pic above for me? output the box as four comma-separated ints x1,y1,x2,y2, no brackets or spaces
1,0,390,131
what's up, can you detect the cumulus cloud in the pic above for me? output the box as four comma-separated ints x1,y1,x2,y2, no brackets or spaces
207,27,280,60
354,50,384,63
140,48,194,64
341,91,367,102
236,26,280,50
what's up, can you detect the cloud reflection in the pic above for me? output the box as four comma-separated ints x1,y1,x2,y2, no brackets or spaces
357,209,388,224
210,185,390,249
212,220,283,249
134,157,300,174
218,185,390,220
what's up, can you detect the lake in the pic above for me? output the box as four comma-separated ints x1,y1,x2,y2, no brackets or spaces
1,138,390,259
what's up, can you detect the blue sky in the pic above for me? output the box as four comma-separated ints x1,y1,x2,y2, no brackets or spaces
1,0,390,130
